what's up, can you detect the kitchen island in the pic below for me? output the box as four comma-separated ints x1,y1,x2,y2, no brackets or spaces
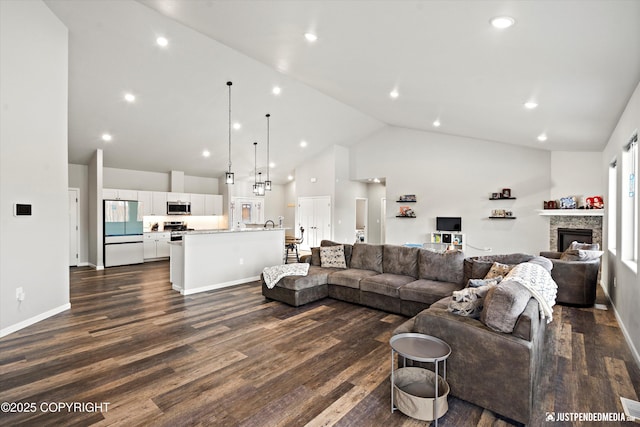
169,228,285,295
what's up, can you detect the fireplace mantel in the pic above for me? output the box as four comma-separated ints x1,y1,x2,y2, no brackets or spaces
537,209,604,217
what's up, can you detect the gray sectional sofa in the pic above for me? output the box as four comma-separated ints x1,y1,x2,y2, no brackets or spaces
395,253,544,425
262,247,548,425
261,241,466,317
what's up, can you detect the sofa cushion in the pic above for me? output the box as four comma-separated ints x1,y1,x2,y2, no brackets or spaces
310,247,321,266
418,249,464,285
448,284,495,318
327,268,379,289
480,280,531,333
277,265,335,291
399,279,465,306
383,245,419,277
350,243,383,273
320,245,347,268
464,253,535,283
360,273,415,297
321,240,353,267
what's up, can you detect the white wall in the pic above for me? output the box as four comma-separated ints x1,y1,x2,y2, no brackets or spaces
550,151,603,203
350,126,551,256
0,0,69,336
366,183,386,244
103,167,219,194
601,81,640,364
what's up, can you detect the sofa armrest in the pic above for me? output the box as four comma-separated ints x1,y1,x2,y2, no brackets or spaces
540,251,562,259
546,258,599,305
299,255,312,264
392,317,415,335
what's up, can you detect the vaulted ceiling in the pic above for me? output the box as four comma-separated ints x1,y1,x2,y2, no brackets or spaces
45,0,640,184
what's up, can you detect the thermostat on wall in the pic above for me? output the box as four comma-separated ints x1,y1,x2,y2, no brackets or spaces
14,203,32,216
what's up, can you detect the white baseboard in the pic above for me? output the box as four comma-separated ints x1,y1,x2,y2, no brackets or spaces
0,303,71,338
600,283,640,369
180,276,260,296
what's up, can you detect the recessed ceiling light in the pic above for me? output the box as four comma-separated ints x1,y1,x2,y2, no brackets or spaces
490,16,515,29
269,162,275,168
433,119,441,127
304,32,318,42
300,140,308,147
537,134,548,142
233,122,241,130
288,175,294,180
101,133,112,142
272,86,281,95
124,93,136,103
202,150,210,157
390,90,399,99
156,36,169,47
524,101,538,109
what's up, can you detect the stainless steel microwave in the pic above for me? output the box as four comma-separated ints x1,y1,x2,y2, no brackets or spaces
167,201,191,215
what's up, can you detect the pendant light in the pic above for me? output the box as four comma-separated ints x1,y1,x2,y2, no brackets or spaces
265,113,272,191
253,142,265,195
225,81,234,184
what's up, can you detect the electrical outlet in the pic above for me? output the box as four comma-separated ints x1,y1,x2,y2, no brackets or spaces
239,258,244,265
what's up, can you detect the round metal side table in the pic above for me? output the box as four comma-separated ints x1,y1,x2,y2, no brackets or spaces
390,333,451,426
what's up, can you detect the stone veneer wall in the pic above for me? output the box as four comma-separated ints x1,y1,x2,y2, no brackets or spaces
549,216,603,251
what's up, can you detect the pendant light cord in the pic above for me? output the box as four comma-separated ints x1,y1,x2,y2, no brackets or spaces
266,114,270,182
227,81,232,173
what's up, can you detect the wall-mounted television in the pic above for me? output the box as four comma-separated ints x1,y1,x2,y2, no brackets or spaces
436,216,462,232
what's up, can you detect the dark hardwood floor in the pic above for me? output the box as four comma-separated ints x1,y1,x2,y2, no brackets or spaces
0,261,638,426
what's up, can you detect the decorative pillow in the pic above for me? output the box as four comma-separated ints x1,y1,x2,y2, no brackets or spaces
567,241,600,251
527,256,553,272
467,277,502,288
484,262,513,279
321,240,353,267
560,249,604,261
448,284,494,318
320,245,347,268
480,281,531,333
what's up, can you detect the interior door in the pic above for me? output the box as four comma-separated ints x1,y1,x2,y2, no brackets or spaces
297,196,331,250
69,189,79,266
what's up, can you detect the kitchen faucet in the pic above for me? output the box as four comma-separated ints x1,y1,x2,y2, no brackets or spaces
264,220,275,228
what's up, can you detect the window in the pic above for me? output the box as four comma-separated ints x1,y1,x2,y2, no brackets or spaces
621,130,638,264
608,160,617,252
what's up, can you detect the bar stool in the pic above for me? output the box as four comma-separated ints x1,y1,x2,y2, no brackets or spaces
284,227,304,263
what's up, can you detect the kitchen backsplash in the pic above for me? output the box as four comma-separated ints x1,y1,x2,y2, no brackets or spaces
144,215,223,232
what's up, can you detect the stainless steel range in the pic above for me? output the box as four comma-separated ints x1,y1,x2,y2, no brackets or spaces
163,221,187,241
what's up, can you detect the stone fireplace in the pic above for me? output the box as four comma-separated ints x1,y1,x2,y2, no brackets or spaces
548,215,602,252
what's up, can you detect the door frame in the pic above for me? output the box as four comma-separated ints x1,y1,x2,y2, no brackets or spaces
69,188,80,267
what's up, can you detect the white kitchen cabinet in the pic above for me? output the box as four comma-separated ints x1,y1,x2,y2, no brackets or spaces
190,194,205,216
205,194,223,215
144,232,171,260
152,192,167,215
103,188,138,200
138,191,152,216
167,192,190,203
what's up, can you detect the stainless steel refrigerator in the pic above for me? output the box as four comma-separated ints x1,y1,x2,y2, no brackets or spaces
104,200,144,267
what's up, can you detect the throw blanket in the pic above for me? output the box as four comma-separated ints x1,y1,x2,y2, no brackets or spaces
262,263,310,289
504,262,558,323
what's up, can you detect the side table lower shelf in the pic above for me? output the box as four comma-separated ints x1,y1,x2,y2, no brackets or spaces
390,333,451,425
